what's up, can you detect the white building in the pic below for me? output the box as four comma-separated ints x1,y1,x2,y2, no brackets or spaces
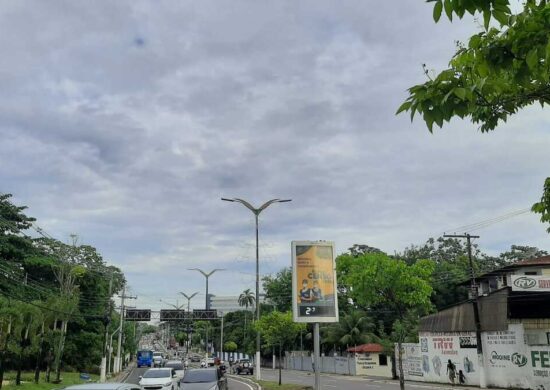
208,294,265,314
399,255,550,389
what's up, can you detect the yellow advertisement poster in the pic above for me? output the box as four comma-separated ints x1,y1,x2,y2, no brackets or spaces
292,241,338,323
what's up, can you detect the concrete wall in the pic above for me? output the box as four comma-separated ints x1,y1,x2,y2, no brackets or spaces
398,324,550,390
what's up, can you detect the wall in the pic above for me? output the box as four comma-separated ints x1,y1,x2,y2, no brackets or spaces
398,332,480,386
482,323,550,390
285,355,355,375
354,352,392,377
399,324,550,390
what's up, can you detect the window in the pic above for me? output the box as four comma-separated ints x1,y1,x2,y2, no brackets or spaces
379,354,388,366
525,271,538,275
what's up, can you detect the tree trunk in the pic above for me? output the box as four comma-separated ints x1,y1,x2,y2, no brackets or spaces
397,341,405,390
35,324,45,384
0,321,12,390
54,321,67,383
15,350,23,386
45,349,52,383
278,344,282,386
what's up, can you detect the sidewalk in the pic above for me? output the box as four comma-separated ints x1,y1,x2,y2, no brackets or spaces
265,368,508,390
108,362,135,383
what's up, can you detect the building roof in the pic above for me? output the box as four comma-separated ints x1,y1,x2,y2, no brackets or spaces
460,255,550,285
347,343,384,353
511,255,550,267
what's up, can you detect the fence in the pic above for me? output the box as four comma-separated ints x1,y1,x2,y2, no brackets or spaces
284,355,356,375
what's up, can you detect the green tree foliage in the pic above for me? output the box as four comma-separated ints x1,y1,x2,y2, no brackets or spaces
323,311,378,351
223,341,237,353
337,252,434,390
262,268,292,312
533,177,550,232
398,1,550,230
254,311,305,385
0,194,130,384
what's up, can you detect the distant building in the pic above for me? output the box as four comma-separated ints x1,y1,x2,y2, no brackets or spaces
399,255,550,390
208,294,265,314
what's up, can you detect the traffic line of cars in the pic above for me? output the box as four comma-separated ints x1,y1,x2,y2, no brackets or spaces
59,367,227,390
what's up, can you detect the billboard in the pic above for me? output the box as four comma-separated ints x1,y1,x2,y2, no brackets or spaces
511,275,550,291
125,309,151,321
160,309,186,321
292,241,338,323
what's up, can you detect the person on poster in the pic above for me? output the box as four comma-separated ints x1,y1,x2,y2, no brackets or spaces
311,280,324,302
446,359,456,384
300,279,313,302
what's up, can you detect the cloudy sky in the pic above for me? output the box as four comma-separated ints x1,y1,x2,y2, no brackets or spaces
1,1,548,312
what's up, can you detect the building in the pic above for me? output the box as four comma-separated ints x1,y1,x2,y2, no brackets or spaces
347,343,393,377
399,255,550,389
208,294,265,314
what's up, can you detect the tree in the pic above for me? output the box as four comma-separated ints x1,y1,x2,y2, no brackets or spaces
337,253,434,390
397,0,550,231
262,268,292,311
323,311,378,351
223,341,238,360
238,289,255,349
254,311,305,385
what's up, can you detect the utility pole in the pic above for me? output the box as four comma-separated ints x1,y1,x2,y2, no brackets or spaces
100,276,113,382
220,312,224,360
443,233,486,388
114,286,136,373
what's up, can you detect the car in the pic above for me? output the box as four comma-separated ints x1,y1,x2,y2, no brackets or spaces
234,360,253,375
164,360,185,381
153,351,165,367
180,368,227,390
62,384,140,390
190,355,201,363
206,357,215,367
139,368,179,390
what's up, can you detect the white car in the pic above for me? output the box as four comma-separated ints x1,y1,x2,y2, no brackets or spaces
164,360,185,381
152,352,165,367
139,368,179,390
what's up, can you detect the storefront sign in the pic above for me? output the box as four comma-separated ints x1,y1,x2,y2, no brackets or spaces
511,275,550,291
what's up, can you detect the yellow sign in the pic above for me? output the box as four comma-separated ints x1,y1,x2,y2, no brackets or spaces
292,241,338,323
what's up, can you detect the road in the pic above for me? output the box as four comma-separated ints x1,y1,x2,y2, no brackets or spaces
123,364,487,390
258,368,485,390
124,365,254,390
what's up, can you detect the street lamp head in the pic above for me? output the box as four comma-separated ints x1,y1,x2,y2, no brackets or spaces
221,198,235,202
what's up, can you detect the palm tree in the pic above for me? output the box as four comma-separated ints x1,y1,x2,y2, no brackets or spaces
324,311,378,352
238,289,255,348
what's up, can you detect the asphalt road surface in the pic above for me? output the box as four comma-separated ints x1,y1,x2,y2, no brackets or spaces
258,368,486,390
124,365,253,390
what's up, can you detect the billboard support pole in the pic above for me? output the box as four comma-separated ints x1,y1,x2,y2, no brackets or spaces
313,322,320,390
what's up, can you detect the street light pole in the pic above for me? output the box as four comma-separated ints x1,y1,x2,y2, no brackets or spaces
221,197,291,380
180,292,199,354
188,269,225,310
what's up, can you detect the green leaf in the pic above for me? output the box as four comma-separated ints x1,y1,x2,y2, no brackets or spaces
433,1,443,22
396,100,412,115
444,0,453,21
453,87,466,99
469,34,482,49
483,9,491,30
526,49,538,71
492,10,509,25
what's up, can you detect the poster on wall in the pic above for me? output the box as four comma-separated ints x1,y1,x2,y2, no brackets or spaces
292,241,338,323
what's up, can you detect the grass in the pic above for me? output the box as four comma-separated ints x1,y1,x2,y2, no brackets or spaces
2,371,99,390
254,380,312,390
